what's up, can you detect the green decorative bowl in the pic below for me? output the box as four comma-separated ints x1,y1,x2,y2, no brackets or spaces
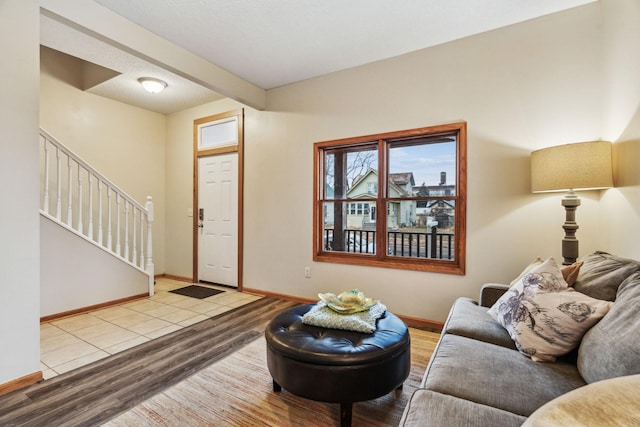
318,291,378,314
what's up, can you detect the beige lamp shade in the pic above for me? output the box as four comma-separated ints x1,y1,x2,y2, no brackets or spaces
531,141,613,193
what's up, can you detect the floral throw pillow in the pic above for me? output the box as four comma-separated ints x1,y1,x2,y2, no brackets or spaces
509,257,583,287
489,257,613,362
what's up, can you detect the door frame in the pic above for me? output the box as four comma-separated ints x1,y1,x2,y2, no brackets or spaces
192,109,244,290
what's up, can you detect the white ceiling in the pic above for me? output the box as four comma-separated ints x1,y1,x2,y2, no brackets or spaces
40,12,226,115
40,0,596,114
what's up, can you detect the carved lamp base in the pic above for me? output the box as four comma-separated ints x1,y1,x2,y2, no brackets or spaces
561,191,581,266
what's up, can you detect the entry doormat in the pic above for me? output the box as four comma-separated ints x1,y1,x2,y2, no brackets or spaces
170,285,225,299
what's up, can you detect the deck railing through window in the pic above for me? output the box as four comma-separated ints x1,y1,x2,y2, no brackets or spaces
323,227,454,260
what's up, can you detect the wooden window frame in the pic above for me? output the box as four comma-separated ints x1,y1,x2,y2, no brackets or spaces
313,122,466,275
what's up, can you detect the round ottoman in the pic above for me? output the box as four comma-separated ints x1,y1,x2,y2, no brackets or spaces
265,304,410,427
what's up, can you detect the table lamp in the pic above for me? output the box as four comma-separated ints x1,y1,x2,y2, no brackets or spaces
531,141,613,265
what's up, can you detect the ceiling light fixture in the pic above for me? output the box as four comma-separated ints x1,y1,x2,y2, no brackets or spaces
138,77,167,94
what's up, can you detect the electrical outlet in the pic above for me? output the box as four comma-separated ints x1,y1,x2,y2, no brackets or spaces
304,267,311,278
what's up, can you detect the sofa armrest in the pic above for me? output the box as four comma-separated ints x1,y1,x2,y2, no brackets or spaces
480,283,509,307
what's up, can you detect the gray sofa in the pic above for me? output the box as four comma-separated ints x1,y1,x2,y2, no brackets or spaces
399,251,640,426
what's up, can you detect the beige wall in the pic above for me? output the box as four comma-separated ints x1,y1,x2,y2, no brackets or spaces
40,216,149,317
0,0,41,385
39,48,167,274
600,0,640,260
254,4,603,322
164,4,610,322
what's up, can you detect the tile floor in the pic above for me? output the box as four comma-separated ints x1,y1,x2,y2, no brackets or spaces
40,278,262,380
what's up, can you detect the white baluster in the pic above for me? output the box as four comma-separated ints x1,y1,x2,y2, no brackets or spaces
132,207,138,267
140,210,145,268
56,147,62,220
145,196,154,296
107,189,113,250
115,193,121,256
43,138,50,214
67,157,73,227
124,201,130,261
77,167,84,234
97,181,103,246
88,174,94,239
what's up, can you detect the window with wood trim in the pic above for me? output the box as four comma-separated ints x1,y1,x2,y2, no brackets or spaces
313,122,466,274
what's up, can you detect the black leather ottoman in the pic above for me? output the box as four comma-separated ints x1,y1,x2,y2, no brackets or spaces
265,304,410,427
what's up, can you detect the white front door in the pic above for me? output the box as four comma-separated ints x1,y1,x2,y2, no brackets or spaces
197,154,238,287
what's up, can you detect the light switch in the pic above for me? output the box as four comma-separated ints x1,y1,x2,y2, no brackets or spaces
187,208,193,217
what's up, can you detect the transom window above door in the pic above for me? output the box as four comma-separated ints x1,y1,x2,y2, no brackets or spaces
313,122,466,275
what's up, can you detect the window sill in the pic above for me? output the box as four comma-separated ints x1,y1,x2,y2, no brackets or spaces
313,252,465,275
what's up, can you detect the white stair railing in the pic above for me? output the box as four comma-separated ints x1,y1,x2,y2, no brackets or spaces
39,128,154,296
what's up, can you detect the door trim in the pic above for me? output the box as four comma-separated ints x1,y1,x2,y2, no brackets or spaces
192,109,244,290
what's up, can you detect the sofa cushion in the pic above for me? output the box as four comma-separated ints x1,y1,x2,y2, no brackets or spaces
443,297,515,349
488,257,612,362
423,334,586,417
399,389,526,427
578,271,640,383
510,257,583,287
573,251,640,301
523,374,640,427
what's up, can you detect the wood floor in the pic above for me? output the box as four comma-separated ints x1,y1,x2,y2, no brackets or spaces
0,297,440,426
106,329,440,427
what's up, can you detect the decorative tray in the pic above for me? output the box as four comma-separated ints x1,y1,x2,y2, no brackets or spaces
318,290,378,314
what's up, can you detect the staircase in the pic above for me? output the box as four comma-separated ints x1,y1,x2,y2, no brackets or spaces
39,129,154,317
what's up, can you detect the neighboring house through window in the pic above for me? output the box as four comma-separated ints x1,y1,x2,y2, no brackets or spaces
313,122,466,274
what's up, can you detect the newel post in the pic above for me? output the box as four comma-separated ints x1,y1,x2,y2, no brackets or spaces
145,196,155,296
